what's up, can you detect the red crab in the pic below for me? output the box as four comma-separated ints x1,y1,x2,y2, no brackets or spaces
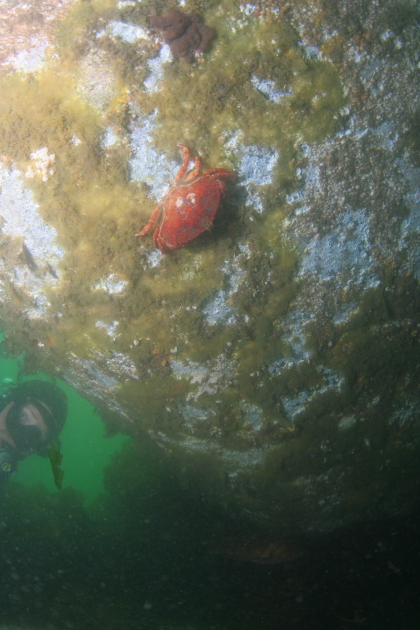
136,144,236,254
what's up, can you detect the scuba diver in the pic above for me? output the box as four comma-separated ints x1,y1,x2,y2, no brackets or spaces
0,380,67,483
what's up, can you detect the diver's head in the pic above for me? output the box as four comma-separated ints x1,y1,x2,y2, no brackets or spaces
5,380,67,457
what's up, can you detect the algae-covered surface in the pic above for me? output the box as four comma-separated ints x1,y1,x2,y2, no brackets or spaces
1,0,420,533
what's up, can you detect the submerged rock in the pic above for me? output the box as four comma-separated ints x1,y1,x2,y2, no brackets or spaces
0,0,419,534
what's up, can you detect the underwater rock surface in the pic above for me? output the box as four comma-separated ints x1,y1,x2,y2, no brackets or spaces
0,0,419,533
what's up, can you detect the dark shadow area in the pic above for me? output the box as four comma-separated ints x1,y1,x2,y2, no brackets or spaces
1,440,419,630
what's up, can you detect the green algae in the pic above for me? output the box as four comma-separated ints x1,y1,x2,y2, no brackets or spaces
147,8,343,162
0,0,344,384
0,0,359,492
0,71,99,164
1,0,419,545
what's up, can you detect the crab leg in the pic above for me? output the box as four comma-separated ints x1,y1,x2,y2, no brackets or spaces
183,156,202,182
135,204,163,237
155,233,167,255
206,169,236,178
176,144,203,183
153,225,161,249
174,144,193,184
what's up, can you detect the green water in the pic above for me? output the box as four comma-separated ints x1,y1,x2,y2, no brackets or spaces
0,350,128,503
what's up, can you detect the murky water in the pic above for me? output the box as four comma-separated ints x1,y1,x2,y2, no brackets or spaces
1,0,420,627
1,359,420,629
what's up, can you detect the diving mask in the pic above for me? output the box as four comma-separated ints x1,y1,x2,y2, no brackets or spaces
6,398,52,454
